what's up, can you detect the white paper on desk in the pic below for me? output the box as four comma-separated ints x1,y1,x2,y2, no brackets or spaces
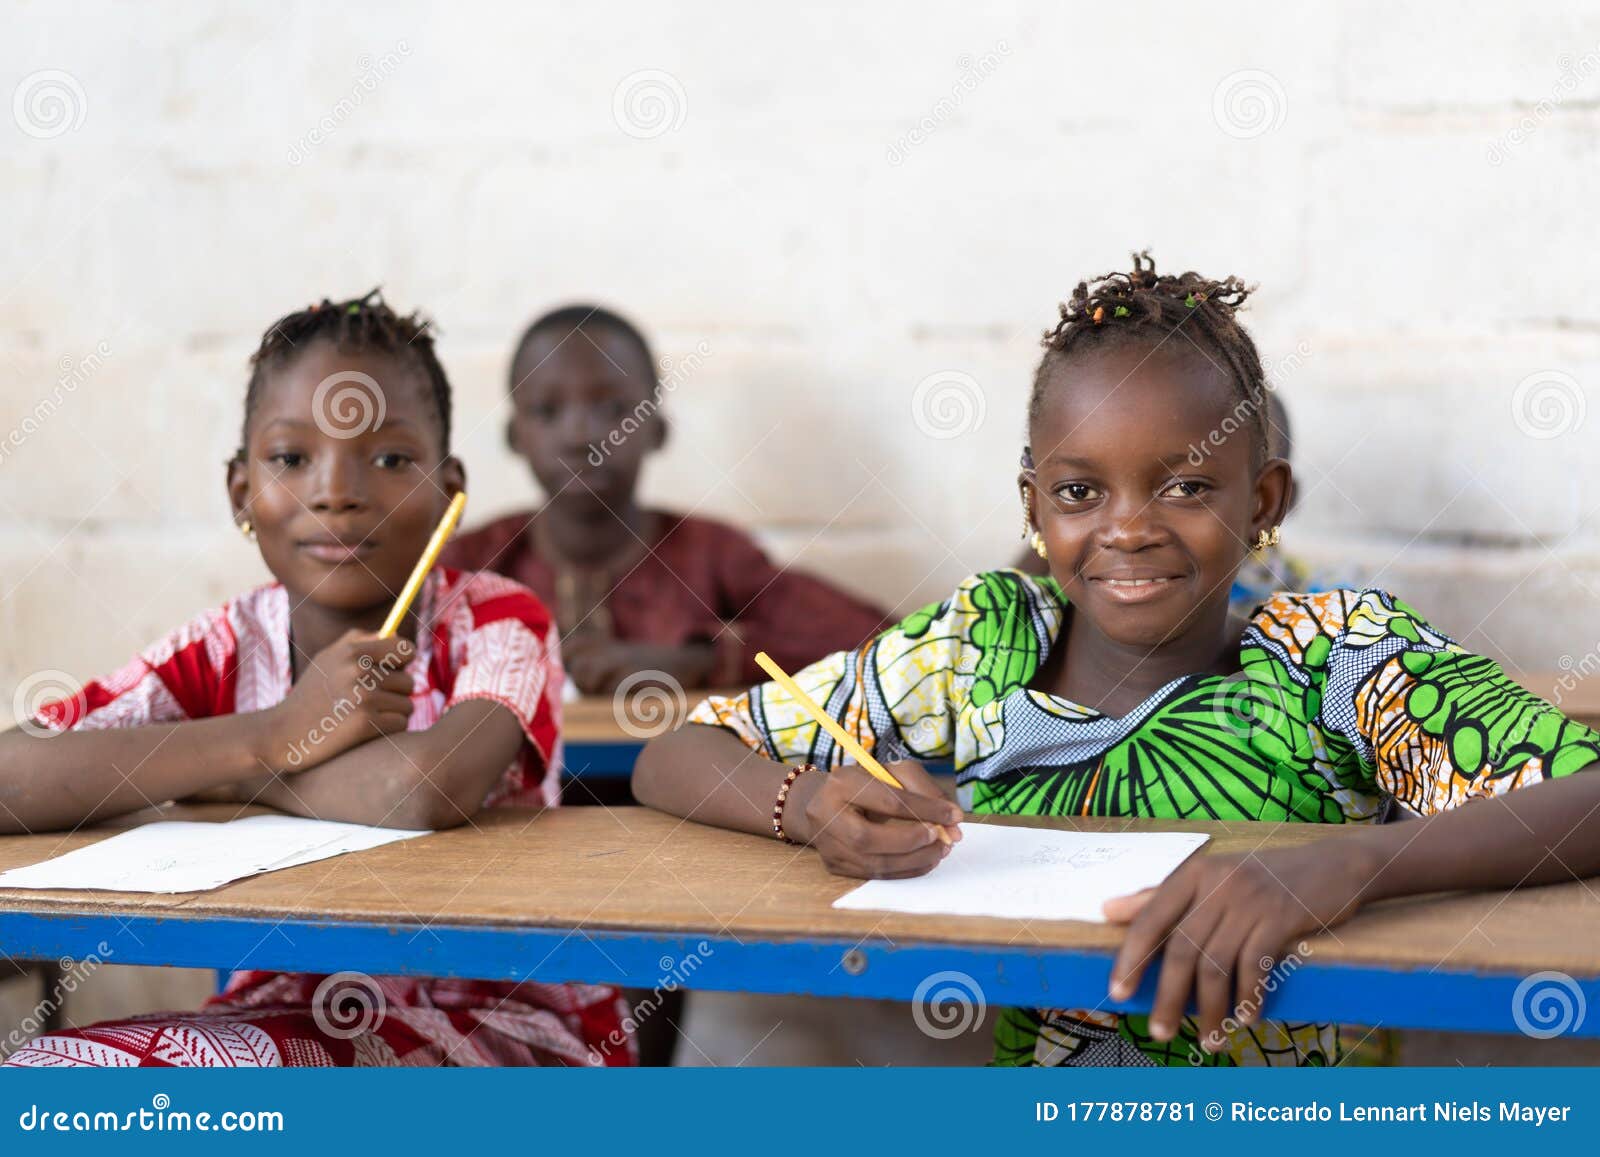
832,823,1209,923
0,815,429,894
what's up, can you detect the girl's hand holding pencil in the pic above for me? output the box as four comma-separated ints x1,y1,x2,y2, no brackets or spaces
263,631,415,771
750,650,963,878
785,758,963,879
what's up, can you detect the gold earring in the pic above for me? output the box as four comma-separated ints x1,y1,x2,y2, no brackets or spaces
1022,489,1048,559
1253,525,1281,551
238,519,256,541
1270,524,1281,546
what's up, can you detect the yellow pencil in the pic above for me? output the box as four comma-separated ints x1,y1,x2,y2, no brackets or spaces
379,492,468,638
753,650,953,844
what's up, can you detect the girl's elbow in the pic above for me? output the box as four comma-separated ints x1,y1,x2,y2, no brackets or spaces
416,798,474,831
631,737,671,810
395,761,485,831
390,786,475,831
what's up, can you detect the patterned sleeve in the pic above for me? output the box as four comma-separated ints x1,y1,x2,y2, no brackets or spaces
1256,588,1600,817
442,572,563,807
686,570,1058,768
26,606,234,733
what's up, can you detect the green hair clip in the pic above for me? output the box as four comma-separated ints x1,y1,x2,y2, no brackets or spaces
1184,293,1198,308
1113,305,1130,318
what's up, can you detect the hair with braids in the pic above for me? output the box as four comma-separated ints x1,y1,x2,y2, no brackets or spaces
1029,251,1269,463
509,304,658,392
239,288,452,454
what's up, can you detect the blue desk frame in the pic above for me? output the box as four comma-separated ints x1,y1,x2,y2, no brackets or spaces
562,741,644,781
3,907,1595,1038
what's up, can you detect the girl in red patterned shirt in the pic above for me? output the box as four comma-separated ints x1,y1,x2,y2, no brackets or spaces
2,291,631,1068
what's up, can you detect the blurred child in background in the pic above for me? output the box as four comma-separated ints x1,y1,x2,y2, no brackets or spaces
444,305,888,695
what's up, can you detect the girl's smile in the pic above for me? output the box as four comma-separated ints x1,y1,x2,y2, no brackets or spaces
1086,572,1187,603
298,533,381,566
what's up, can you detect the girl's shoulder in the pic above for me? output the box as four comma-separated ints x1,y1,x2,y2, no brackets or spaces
431,567,556,636
1243,587,1458,666
919,567,1066,623
882,568,1065,662
140,580,288,670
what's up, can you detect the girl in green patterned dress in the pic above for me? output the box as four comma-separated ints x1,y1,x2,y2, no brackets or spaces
632,253,1600,1066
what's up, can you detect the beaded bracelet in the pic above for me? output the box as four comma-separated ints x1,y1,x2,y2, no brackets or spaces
772,763,817,844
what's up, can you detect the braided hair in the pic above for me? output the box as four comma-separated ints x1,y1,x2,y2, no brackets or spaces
1029,252,1269,463
240,288,452,454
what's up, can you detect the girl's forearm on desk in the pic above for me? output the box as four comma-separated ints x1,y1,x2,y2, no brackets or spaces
0,712,281,834
633,723,820,839
1352,767,1600,903
244,699,523,831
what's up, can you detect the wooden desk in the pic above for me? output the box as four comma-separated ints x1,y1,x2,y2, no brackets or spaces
2,806,1597,1037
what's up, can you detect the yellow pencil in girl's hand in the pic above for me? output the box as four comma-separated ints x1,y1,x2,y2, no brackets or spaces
379,492,468,638
753,650,953,844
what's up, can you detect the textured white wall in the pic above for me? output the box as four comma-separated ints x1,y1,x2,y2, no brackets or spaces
5,0,1600,708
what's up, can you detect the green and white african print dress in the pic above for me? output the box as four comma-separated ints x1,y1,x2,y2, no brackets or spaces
687,569,1600,1066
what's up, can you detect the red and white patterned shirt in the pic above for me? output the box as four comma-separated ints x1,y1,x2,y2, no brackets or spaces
6,569,638,1068
34,567,564,808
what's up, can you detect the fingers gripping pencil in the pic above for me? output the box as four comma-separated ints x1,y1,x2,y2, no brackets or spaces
752,650,954,845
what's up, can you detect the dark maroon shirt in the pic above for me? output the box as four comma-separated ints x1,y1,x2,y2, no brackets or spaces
441,509,890,686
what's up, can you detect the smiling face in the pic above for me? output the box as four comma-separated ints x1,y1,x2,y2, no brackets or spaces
506,324,664,510
228,341,464,615
1023,344,1291,650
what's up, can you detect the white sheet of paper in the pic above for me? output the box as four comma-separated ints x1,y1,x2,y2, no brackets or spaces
0,815,429,894
832,822,1210,923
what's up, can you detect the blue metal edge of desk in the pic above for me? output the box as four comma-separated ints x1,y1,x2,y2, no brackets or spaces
1,908,1589,1038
